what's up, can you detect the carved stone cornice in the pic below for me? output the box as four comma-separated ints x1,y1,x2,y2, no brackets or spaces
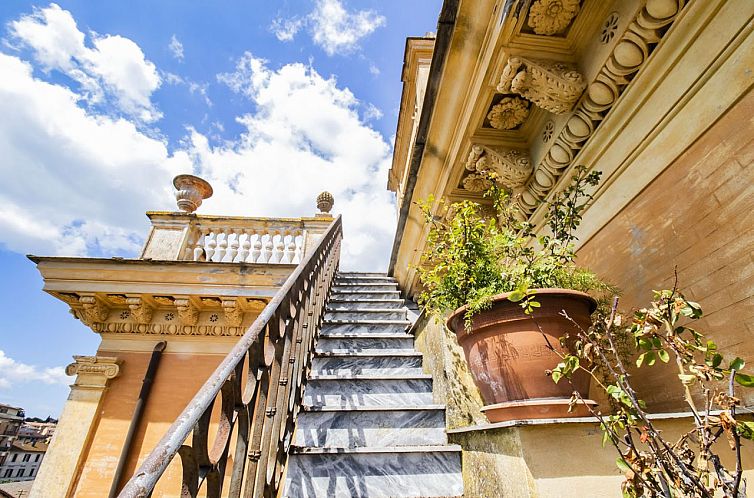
65,356,120,389
175,298,199,325
527,0,581,36
127,296,154,324
497,56,586,115
465,145,533,190
514,0,688,217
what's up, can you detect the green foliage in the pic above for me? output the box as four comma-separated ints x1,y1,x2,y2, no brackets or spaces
415,166,615,326
552,289,752,497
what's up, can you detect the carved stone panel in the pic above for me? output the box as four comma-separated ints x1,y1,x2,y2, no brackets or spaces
465,145,533,190
527,0,581,36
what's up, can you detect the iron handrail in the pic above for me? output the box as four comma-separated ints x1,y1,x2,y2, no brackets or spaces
118,215,342,498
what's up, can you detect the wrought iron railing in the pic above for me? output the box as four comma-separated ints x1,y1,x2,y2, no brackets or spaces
118,215,342,498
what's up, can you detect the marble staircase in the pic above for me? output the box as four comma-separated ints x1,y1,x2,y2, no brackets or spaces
284,272,463,497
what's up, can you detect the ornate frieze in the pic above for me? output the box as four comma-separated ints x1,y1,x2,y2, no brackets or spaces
514,0,688,217
465,145,533,190
127,297,154,324
528,0,581,36
486,96,530,130
497,56,586,115
90,322,245,337
66,355,120,388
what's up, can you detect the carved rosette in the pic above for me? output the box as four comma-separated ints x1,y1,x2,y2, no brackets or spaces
175,298,199,325
222,299,244,327
528,0,581,35
78,296,109,326
465,145,533,190
497,56,586,115
462,173,494,193
127,297,154,324
487,97,530,130
66,356,120,389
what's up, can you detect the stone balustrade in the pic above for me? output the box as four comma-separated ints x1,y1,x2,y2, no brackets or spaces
141,212,332,264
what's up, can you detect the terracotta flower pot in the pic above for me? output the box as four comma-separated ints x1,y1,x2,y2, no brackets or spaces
446,288,597,423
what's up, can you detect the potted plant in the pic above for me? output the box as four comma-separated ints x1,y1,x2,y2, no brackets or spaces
416,166,616,422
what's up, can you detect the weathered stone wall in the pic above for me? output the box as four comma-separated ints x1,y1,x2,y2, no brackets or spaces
577,87,754,410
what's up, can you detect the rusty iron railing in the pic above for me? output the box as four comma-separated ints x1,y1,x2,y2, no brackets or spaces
118,215,342,498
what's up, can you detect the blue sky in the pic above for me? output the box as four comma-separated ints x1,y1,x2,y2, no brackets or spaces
0,0,441,418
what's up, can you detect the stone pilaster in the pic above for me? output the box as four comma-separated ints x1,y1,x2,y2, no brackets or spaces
30,356,120,498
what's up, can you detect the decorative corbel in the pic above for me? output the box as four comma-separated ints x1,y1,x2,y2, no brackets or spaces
126,296,154,324
78,295,109,326
465,144,533,190
497,56,586,115
65,355,120,389
222,298,244,327
175,298,199,325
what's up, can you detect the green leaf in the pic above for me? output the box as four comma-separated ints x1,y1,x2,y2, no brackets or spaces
551,370,562,384
678,374,696,384
636,353,646,368
730,357,745,372
738,421,754,440
508,290,525,302
658,350,670,363
601,429,610,448
735,373,754,387
645,351,656,366
616,457,633,475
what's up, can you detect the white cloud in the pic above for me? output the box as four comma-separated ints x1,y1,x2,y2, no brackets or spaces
271,17,304,42
0,350,71,389
210,53,396,269
310,0,385,55
270,0,385,56
369,63,380,76
168,34,184,61
363,103,383,121
9,3,162,122
0,52,189,256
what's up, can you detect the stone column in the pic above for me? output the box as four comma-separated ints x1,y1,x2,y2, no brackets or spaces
30,356,120,498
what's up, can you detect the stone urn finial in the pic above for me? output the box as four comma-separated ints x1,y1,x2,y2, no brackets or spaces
173,174,213,213
316,191,334,216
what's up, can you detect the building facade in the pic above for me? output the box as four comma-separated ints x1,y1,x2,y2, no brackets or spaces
0,405,23,468
0,441,47,482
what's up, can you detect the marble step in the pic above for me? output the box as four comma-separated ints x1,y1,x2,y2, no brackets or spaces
303,376,434,408
293,406,448,448
334,276,397,284
320,322,409,336
337,272,388,277
332,284,399,293
327,299,404,310
329,290,402,300
283,445,463,498
324,309,407,321
315,336,415,353
311,355,423,376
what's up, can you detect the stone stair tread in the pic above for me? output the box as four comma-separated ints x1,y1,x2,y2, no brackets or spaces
331,289,400,294
308,373,433,380
314,351,422,357
318,332,411,339
290,444,462,455
328,299,403,303
302,404,446,412
326,307,405,312
324,319,410,325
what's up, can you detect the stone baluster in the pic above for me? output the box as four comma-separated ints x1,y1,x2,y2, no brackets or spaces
269,233,283,264
261,234,273,264
238,231,251,262
251,233,262,263
192,232,207,261
227,230,240,262
205,232,217,262
282,233,296,264
293,232,304,263
216,230,228,262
